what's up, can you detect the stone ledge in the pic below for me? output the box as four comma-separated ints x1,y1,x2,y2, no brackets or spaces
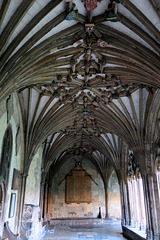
2,221,19,240
49,218,103,226
122,226,146,240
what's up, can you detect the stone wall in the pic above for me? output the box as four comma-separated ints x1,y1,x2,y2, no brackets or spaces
25,147,42,206
0,93,23,235
22,147,43,239
108,171,121,218
47,157,106,219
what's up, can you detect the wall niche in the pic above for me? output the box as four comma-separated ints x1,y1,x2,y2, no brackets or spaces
47,157,105,219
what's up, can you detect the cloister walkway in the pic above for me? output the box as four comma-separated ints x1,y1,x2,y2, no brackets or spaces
43,219,128,240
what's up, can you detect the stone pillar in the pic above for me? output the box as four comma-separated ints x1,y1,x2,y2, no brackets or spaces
136,149,160,239
142,174,153,239
39,183,45,221
126,181,131,225
132,179,137,227
137,178,143,229
152,172,160,239
18,174,27,236
134,149,153,235
120,142,131,225
141,173,160,239
104,179,108,218
120,181,131,226
120,181,125,225
44,182,48,221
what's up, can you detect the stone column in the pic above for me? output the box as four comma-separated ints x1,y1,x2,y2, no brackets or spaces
120,142,131,225
138,149,160,239
18,174,27,237
120,181,126,226
141,173,160,239
44,182,48,221
137,178,143,229
120,181,131,226
126,181,131,225
142,174,153,239
134,149,153,235
104,179,109,218
39,183,45,221
132,179,137,227
152,172,160,239
120,181,124,225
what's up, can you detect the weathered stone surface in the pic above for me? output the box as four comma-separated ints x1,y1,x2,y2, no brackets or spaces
108,171,121,218
0,99,6,118
48,158,106,219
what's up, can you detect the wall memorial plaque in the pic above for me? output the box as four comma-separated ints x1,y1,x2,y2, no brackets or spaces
65,170,91,203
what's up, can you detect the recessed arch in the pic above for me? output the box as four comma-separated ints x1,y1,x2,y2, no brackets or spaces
0,126,13,185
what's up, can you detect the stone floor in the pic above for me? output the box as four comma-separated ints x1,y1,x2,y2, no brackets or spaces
43,219,128,240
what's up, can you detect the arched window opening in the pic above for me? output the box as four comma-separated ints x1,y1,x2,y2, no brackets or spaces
127,151,146,230
0,127,12,237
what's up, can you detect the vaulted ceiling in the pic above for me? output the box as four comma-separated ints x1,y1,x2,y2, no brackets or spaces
0,0,160,177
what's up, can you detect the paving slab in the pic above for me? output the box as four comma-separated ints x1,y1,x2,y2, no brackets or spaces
43,219,128,240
